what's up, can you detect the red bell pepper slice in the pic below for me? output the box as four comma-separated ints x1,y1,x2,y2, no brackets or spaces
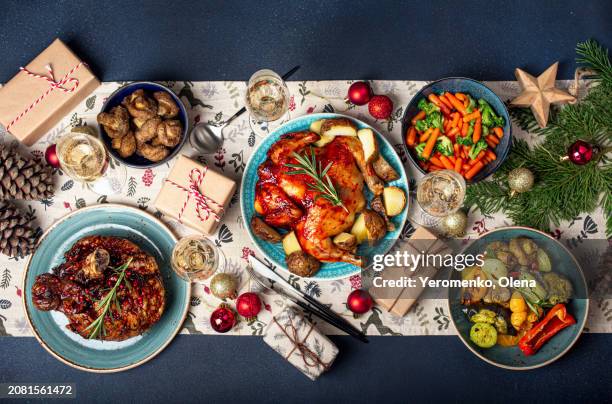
518,303,576,356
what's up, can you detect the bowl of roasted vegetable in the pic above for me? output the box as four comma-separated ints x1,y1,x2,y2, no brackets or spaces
402,78,511,182
448,227,588,370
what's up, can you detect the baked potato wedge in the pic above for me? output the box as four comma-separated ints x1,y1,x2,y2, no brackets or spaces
332,232,357,251
370,195,395,231
350,213,368,244
357,128,379,163
250,217,282,242
320,118,357,137
372,155,400,182
309,119,326,134
363,209,387,242
282,231,302,255
383,186,406,216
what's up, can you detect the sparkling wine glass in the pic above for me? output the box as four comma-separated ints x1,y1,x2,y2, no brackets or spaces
408,169,466,227
56,128,126,195
245,69,290,137
171,235,226,283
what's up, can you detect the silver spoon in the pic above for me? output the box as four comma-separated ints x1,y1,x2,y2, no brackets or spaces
189,65,301,153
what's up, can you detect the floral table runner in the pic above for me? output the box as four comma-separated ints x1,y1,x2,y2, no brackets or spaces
0,80,609,337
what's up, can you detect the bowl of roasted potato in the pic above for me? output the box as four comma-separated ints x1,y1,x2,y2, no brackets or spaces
97,82,189,168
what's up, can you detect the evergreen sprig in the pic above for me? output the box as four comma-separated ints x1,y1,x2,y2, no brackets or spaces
465,39,612,237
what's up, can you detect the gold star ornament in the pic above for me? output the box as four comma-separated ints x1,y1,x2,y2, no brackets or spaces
511,62,576,128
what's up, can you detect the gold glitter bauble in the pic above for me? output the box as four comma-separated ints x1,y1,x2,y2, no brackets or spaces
508,167,534,196
209,273,238,299
441,211,468,237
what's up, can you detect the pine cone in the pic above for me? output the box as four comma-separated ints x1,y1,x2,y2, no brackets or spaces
0,145,54,200
0,201,39,258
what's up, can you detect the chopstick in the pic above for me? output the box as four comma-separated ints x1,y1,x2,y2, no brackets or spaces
245,265,369,343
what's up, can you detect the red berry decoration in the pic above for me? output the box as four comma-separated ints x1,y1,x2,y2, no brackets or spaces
210,305,236,333
45,144,60,168
346,289,373,314
236,292,262,319
567,140,594,165
368,95,394,120
347,81,372,106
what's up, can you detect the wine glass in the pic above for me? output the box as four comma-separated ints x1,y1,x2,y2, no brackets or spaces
171,235,226,283
56,127,126,195
408,170,466,227
245,69,290,137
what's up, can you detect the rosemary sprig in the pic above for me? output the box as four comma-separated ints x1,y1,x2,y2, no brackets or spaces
284,147,347,212
85,257,133,339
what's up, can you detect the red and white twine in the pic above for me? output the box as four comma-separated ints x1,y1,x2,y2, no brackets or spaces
6,62,86,130
165,167,223,223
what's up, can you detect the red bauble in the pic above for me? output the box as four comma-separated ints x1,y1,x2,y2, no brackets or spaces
346,289,373,314
45,144,60,168
368,95,394,120
236,292,262,319
210,305,236,333
567,140,594,165
347,81,372,106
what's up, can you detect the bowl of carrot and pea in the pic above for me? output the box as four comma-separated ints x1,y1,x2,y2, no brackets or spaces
402,78,512,182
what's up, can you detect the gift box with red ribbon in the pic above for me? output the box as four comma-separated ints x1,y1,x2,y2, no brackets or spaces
0,38,100,146
154,155,236,235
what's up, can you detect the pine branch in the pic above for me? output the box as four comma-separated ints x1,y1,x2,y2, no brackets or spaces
576,39,612,84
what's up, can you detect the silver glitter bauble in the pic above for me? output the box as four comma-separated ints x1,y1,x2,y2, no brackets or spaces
441,211,468,237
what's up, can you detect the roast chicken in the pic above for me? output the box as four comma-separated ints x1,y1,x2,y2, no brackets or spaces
254,131,385,267
31,236,165,341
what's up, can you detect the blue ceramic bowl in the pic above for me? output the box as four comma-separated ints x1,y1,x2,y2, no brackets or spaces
23,204,190,372
448,227,588,370
98,82,189,168
402,77,512,182
240,113,409,280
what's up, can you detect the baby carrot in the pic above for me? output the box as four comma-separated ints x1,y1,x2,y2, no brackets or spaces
473,150,486,163
411,111,426,125
462,110,481,123
429,165,443,171
444,92,466,114
439,155,454,170
429,156,445,168
455,93,467,101
420,127,434,143
406,126,417,146
454,158,462,173
454,143,460,157
487,134,500,145
422,128,440,160
451,112,460,128
443,119,451,133
493,127,504,138
428,94,452,115
438,94,454,110
485,137,496,149
448,155,456,164
447,126,460,137
473,118,482,143
465,161,485,180
461,121,468,136
486,150,497,161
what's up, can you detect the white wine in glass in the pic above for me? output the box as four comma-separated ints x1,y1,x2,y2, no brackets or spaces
56,130,125,195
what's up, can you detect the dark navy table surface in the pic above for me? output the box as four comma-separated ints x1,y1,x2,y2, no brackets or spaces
1,1,611,403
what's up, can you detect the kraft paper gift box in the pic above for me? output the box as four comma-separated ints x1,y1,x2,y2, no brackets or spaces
0,38,100,146
154,155,236,235
369,226,450,317
263,306,339,381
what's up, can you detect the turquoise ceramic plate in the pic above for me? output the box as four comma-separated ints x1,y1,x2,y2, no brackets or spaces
23,204,190,373
240,113,409,280
448,227,588,370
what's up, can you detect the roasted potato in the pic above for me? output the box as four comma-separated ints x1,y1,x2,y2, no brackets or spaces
383,186,406,216
250,217,282,242
350,213,368,244
313,134,335,148
370,195,395,231
286,251,320,277
309,119,326,134
333,232,357,250
357,128,379,163
372,155,400,182
282,231,302,255
320,118,357,137
363,209,387,242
